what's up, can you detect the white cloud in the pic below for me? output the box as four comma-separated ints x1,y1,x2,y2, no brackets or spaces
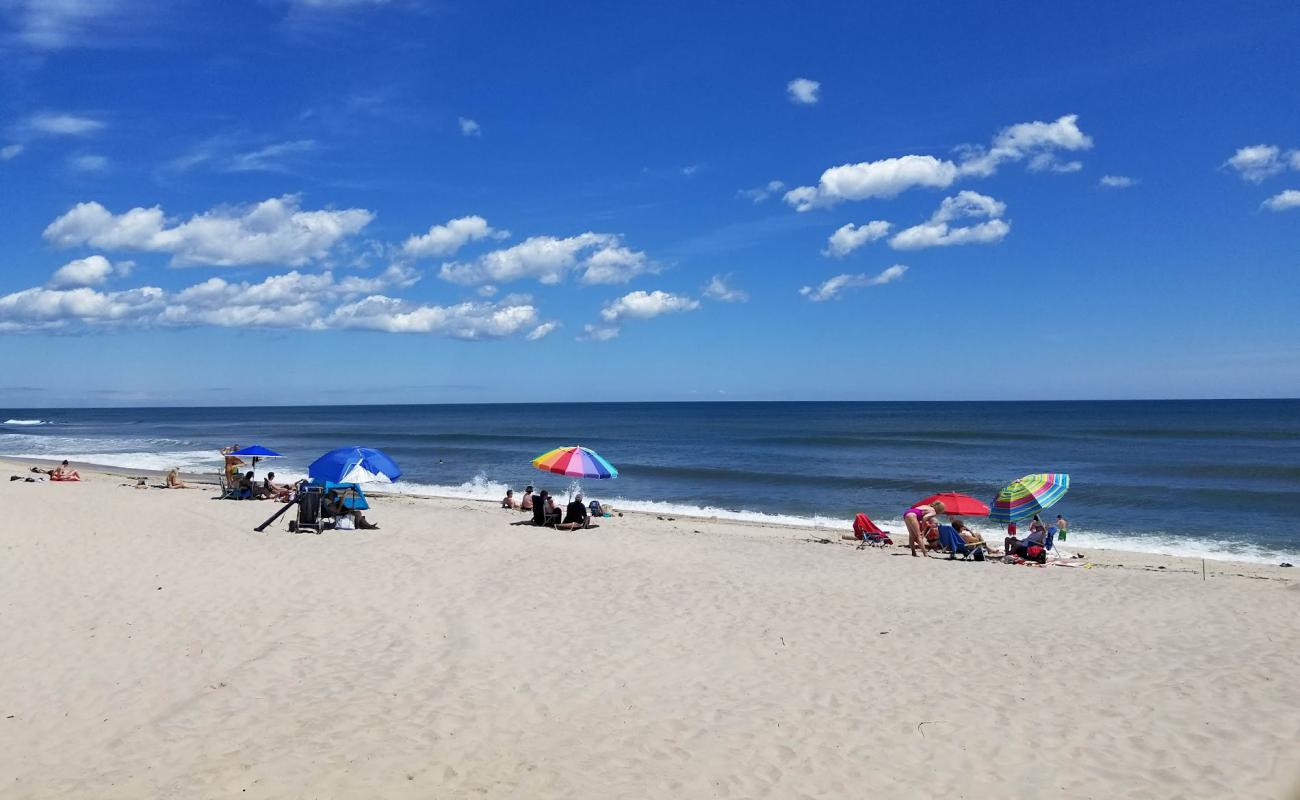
335,263,421,294
579,245,655,285
0,285,165,332
526,321,559,340
600,290,699,322
458,117,481,137
227,139,319,172
785,115,1091,211
737,180,785,203
580,324,620,342
784,155,957,211
439,232,651,286
402,215,501,258
701,274,748,303
787,78,820,105
43,195,375,267
26,112,105,136
4,1,125,49
799,265,908,302
889,191,1010,250
47,255,120,288
325,295,539,340
680,164,700,176
823,220,892,258
1,144,23,160
68,154,108,172
1262,190,1300,212
1224,145,1288,183
1100,175,1138,188
1292,151,1300,171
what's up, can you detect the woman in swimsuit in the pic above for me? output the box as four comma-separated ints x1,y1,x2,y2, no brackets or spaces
903,500,945,557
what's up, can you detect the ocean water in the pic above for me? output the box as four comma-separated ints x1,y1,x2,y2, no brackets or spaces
3,401,1298,564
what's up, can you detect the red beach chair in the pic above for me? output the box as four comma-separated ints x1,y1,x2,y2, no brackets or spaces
852,513,893,545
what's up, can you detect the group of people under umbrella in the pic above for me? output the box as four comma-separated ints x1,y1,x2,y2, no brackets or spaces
890,473,1072,561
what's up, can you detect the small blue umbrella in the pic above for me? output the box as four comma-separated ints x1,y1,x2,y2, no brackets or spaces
309,447,402,484
229,445,283,459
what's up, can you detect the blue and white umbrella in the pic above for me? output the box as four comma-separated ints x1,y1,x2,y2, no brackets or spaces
308,447,402,485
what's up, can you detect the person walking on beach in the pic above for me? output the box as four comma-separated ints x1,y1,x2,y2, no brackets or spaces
903,500,945,557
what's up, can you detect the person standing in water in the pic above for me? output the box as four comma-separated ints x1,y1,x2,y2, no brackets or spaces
1056,514,1069,541
903,500,945,558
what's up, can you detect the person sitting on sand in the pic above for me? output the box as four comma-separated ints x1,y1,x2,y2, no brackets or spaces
237,470,257,500
538,491,562,526
903,500,945,557
165,468,187,489
260,472,292,501
556,493,590,530
324,489,379,530
51,460,81,481
502,489,519,509
520,486,535,511
1029,515,1047,536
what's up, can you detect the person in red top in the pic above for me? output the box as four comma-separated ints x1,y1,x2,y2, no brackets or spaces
1004,523,1020,556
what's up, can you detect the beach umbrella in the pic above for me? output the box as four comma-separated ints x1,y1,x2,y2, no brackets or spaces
914,492,989,517
309,446,402,484
228,444,283,469
531,445,618,479
989,473,1070,524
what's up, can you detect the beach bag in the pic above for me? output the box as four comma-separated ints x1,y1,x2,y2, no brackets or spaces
334,515,355,530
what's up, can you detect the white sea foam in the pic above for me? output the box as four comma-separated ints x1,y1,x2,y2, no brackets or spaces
3,449,221,473
3,419,48,426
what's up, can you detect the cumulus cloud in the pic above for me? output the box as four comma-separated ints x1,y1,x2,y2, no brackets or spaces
26,112,105,136
68,154,108,172
737,180,785,203
402,215,502,259
458,117,481,137
702,274,748,303
439,232,653,286
888,191,1010,250
325,295,541,340
1100,175,1138,188
1,266,545,341
823,220,892,258
785,114,1091,211
799,265,908,302
580,324,620,342
1262,190,1300,212
787,78,820,105
600,290,699,322
335,263,421,293
47,255,122,288
1,144,24,160
1223,145,1293,183
43,195,374,267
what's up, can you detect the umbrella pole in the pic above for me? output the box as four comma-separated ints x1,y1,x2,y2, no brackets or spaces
254,496,297,533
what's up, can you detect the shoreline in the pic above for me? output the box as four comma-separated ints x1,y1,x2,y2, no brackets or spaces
5,457,1294,578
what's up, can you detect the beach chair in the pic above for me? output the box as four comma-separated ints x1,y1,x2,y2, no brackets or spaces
218,472,242,500
938,525,975,560
1044,527,1058,557
852,513,893,545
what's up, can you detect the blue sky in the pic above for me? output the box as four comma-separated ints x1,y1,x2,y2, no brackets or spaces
1,0,1297,406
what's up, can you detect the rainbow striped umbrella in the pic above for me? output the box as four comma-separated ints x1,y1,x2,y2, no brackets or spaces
531,445,618,479
989,473,1070,524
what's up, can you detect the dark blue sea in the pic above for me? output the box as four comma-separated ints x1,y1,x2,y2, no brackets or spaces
3,400,1297,563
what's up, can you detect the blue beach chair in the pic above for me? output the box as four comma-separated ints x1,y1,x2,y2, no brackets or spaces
938,525,974,560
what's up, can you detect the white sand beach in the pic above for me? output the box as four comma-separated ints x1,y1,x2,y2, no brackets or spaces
3,460,1298,799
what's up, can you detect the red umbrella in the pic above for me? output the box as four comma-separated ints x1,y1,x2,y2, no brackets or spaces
914,492,989,517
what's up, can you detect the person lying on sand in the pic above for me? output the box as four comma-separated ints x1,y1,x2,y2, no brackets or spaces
51,460,81,481
165,469,188,489
501,489,519,509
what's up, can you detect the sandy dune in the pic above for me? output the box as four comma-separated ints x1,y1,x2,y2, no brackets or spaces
2,463,1298,798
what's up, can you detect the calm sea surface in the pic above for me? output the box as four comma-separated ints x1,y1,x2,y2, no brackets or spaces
3,400,1297,563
